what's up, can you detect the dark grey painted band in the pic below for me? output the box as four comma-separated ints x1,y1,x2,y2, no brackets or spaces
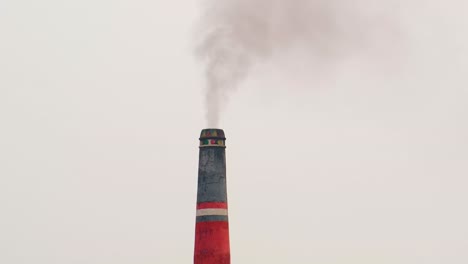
196,215,229,223
197,147,228,203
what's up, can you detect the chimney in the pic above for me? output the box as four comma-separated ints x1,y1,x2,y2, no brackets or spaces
194,129,230,264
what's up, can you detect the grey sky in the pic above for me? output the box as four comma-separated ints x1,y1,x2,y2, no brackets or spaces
1,0,467,263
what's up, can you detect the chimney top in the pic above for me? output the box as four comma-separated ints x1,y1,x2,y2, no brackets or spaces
200,129,226,140
199,129,226,148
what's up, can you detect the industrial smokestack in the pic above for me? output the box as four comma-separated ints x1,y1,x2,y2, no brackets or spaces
194,129,230,264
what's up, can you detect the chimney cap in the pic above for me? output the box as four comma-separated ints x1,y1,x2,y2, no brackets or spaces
200,128,226,140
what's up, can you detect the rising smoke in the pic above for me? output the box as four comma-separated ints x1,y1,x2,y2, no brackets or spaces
196,0,398,127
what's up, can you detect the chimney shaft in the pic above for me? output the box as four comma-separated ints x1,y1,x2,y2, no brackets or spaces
194,129,230,264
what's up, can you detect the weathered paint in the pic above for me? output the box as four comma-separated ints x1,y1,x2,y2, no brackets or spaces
194,129,230,264
199,129,226,148
199,139,225,148
196,208,229,217
197,148,228,203
196,215,229,223
197,202,228,210
194,222,230,264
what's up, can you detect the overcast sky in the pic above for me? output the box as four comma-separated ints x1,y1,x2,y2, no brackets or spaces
1,1,467,263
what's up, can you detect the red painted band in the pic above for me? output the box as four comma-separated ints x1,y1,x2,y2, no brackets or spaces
194,221,230,264
197,202,228,210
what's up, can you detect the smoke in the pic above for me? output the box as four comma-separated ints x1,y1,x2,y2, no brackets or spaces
196,0,399,127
